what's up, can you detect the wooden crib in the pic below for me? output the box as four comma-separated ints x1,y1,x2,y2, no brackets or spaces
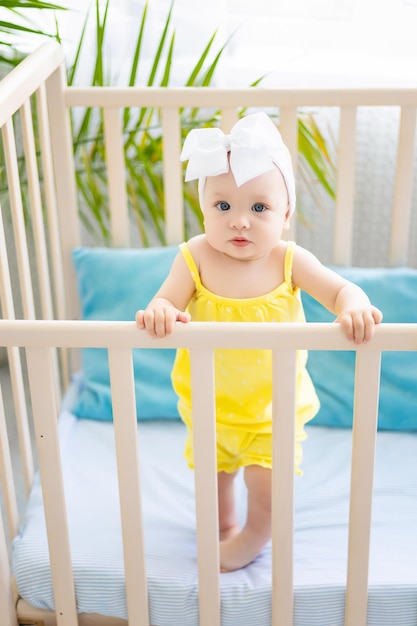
0,41,416,626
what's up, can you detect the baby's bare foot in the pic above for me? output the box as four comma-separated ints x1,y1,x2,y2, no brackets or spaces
220,530,264,572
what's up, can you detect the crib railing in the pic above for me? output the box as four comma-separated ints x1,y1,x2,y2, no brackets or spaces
0,319,416,626
61,85,417,268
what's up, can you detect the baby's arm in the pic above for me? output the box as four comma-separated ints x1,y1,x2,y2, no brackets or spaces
292,246,383,344
135,251,194,338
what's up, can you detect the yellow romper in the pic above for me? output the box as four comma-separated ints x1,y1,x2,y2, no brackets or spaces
171,240,320,475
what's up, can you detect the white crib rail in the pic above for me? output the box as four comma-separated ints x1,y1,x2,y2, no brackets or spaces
0,42,68,500
0,320,416,626
108,348,149,624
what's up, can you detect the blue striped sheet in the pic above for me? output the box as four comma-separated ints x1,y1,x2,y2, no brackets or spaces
12,410,417,625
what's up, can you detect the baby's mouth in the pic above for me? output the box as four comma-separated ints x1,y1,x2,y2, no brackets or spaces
230,237,251,247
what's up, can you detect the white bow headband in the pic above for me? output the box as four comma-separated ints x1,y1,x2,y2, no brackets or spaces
180,112,296,216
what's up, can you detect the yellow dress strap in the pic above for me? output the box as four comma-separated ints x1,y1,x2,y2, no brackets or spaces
284,240,296,286
179,242,202,288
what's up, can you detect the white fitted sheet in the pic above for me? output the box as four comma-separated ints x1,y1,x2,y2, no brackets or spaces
12,410,417,625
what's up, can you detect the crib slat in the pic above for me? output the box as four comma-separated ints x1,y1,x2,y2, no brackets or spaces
20,97,62,406
20,98,54,320
190,349,221,626
221,107,239,132
344,350,381,626
0,381,18,626
2,118,36,320
279,107,298,242
279,107,298,163
2,115,39,490
0,212,34,495
45,63,81,324
389,106,417,266
161,107,184,245
0,211,14,321
6,347,34,496
108,348,150,626
103,107,130,246
271,349,296,626
36,82,70,388
0,502,18,626
334,107,357,266
26,347,78,626
0,383,19,541
36,83,66,322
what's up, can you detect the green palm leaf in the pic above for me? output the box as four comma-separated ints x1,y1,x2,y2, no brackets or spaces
1,0,336,246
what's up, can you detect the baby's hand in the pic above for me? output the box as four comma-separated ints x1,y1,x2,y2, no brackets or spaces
136,299,191,338
335,306,383,344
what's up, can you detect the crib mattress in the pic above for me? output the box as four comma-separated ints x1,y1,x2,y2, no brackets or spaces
12,409,417,626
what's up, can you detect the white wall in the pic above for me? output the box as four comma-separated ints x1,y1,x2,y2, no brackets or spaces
5,0,417,87
214,0,417,87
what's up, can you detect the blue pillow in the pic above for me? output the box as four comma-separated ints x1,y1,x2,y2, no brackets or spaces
72,248,417,431
302,267,417,431
71,246,180,421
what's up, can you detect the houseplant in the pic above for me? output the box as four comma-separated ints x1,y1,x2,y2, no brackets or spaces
0,0,335,245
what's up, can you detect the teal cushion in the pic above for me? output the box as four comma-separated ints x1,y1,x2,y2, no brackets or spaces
302,267,417,431
71,246,180,421
72,248,417,431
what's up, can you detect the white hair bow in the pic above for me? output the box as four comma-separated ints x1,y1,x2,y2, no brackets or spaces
180,112,296,215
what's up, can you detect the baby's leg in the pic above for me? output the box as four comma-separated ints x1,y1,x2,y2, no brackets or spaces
220,465,272,572
217,470,240,541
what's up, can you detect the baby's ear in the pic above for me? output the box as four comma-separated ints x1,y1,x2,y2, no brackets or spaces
283,206,291,230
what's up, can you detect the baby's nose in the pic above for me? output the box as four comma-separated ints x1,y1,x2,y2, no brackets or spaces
230,213,250,229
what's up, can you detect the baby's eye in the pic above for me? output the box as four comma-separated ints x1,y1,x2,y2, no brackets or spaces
216,201,231,211
252,203,267,213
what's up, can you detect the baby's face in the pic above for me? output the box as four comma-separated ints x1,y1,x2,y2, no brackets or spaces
202,166,290,261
